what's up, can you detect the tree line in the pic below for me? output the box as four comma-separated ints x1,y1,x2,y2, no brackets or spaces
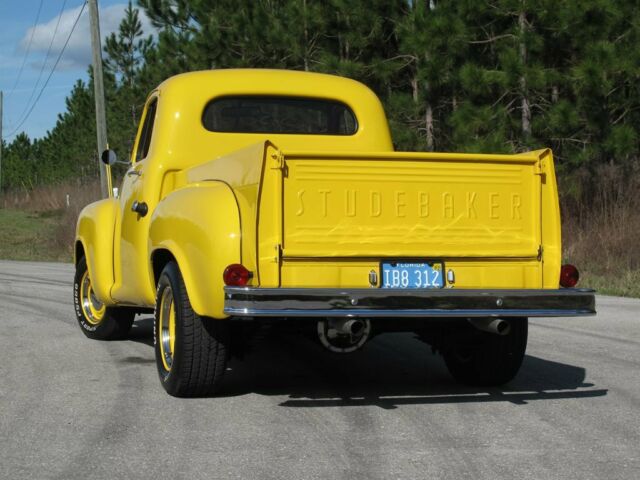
2,0,639,204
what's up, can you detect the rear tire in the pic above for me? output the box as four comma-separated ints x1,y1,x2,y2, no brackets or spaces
443,318,528,386
154,261,229,397
73,256,134,340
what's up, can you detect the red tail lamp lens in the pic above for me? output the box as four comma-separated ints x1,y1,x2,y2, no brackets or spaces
223,264,252,286
560,264,579,288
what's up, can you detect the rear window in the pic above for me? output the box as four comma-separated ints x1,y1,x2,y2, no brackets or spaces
202,96,357,135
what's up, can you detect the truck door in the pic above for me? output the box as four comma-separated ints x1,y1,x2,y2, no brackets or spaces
111,95,159,306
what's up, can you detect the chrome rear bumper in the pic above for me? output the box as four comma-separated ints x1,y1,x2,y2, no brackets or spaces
224,287,596,318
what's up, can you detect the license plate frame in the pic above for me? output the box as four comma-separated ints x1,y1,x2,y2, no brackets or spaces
380,261,444,289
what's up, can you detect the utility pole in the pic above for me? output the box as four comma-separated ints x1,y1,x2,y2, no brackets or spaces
0,91,3,193
88,0,111,198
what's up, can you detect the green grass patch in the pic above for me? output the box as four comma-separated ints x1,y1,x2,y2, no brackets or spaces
578,269,640,298
0,208,69,261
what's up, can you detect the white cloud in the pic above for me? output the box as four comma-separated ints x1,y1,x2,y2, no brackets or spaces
20,3,155,71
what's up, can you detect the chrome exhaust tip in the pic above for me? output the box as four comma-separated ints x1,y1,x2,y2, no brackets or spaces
468,318,511,336
317,318,372,353
342,319,365,336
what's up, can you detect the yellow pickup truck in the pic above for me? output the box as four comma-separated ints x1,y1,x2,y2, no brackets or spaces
73,69,595,397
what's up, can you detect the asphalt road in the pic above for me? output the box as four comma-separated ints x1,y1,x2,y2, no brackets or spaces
1,260,639,480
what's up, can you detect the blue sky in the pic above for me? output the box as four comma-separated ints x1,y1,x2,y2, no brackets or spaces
0,0,154,142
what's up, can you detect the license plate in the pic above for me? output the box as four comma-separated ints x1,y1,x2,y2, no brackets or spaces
381,262,444,289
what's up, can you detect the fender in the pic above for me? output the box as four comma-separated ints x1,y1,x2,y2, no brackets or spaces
149,181,241,319
75,198,119,305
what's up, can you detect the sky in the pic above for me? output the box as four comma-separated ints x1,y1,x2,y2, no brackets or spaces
0,0,155,142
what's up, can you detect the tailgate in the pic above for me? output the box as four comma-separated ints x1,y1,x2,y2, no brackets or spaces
281,151,542,259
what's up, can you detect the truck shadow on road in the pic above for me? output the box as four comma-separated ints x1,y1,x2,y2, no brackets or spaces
128,317,608,408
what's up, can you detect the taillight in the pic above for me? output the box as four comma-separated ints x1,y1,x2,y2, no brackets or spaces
560,264,579,288
223,264,252,286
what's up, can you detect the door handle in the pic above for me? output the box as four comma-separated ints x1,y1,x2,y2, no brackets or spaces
131,201,148,217
127,169,141,177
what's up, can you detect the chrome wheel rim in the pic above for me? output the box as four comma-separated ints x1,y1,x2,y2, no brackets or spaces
80,271,105,325
159,286,176,371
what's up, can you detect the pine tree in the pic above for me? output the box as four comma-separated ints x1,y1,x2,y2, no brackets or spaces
319,0,404,91
2,133,35,190
104,1,152,87
392,0,467,151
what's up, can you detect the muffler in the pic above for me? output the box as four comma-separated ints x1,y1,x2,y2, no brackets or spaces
468,318,511,336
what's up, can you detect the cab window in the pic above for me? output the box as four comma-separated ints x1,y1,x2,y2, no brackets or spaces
135,98,158,162
202,96,357,135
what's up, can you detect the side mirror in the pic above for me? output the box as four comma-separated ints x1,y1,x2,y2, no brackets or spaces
101,149,117,166
101,149,129,166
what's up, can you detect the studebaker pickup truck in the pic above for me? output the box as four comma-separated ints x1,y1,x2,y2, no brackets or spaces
74,69,595,397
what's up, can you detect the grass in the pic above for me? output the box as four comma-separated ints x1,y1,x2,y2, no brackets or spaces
0,179,101,262
577,270,640,298
0,175,638,297
0,208,69,262
562,207,640,298
560,163,640,298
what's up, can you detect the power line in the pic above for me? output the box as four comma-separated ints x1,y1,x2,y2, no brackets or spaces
6,0,45,101
6,1,87,139
13,0,69,128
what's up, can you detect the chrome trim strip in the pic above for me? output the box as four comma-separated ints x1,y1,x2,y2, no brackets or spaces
224,287,596,318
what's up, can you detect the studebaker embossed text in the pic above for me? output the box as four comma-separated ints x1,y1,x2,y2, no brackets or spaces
295,189,523,220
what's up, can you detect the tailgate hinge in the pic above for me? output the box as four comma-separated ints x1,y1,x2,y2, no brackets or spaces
273,244,283,264
270,151,285,170
535,159,547,180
